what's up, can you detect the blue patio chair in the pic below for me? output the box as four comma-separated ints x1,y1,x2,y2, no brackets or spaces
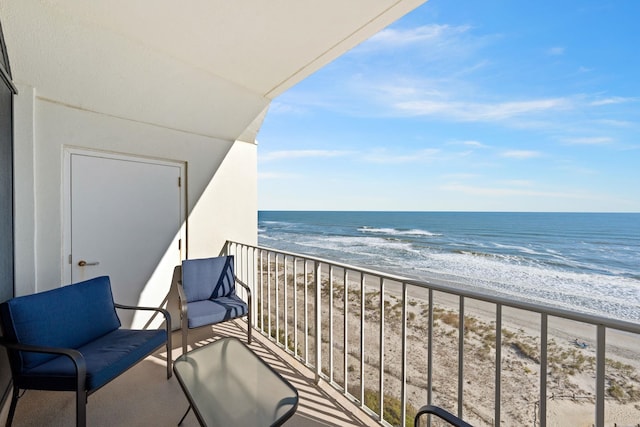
176,255,252,354
0,276,171,427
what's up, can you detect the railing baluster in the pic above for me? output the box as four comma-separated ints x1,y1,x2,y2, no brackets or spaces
275,254,280,345
540,313,548,427
344,269,349,397
284,256,289,352
259,250,264,330
428,289,433,409
360,272,365,408
304,260,309,362
400,282,408,427
379,276,385,422
242,247,249,302
329,265,334,384
268,252,272,338
495,304,502,426
596,325,606,427
294,257,298,358
458,296,465,420
315,261,322,382
252,247,257,328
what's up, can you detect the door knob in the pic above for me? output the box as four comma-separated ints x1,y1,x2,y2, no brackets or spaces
78,260,100,267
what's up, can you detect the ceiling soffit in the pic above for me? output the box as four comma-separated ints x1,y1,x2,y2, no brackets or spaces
1,0,427,141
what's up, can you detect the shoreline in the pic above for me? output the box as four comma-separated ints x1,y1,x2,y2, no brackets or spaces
271,245,640,324
371,263,640,324
314,260,640,347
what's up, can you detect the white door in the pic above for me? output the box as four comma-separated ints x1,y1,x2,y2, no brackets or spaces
64,151,185,328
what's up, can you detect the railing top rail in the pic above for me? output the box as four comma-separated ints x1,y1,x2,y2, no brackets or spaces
228,241,640,335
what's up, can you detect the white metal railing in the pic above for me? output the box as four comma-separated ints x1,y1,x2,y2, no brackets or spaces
225,241,640,427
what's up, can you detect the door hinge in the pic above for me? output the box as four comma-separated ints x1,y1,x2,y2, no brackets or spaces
68,254,72,264
178,177,181,187
178,239,182,250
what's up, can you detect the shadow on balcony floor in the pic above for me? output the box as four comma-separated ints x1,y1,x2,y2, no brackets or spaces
4,320,376,427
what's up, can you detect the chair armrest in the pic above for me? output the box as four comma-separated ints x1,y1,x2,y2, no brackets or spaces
234,276,252,311
234,275,253,343
175,280,188,319
234,276,252,296
415,405,474,427
175,279,190,354
0,337,87,392
114,304,172,333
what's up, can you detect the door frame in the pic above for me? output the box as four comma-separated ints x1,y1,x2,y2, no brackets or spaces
62,147,187,284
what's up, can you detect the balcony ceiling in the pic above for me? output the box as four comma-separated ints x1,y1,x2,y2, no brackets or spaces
1,0,427,142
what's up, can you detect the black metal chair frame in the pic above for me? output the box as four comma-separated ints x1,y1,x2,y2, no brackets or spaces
414,404,474,427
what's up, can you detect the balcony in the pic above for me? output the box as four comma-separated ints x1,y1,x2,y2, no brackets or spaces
6,243,640,426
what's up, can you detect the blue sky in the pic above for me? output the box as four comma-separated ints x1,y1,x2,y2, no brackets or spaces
257,0,640,212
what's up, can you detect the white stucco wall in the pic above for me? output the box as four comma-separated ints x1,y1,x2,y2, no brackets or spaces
1,0,268,142
12,84,36,296
4,1,261,300
13,90,257,298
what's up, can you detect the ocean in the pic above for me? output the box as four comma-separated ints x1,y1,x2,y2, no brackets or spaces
258,211,640,322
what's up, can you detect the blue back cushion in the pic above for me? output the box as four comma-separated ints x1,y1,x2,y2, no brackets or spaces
0,276,121,370
181,256,236,302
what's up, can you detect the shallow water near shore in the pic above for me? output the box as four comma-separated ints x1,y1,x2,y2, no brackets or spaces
258,211,640,322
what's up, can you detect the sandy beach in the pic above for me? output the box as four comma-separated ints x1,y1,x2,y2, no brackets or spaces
259,262,640,426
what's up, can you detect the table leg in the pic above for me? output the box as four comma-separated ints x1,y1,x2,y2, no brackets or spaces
178,405,192,425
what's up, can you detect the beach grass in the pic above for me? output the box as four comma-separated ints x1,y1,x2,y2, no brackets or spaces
257,257,640,426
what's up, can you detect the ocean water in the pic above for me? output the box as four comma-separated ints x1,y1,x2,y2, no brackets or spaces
258,211,640,322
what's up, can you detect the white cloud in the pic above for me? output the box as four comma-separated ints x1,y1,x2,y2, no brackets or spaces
441,173,481,180
500,150,542,159
258,172,300,180
555,161,599,175
260,150,352,162
461,140,488,148
563,136,613,145
366,24,471,48
267,101,308,115
462,140,483,147
590,97,634,106
363,148,441,164
440,183,589,199
500,179,535,187
375,82,444,99
394,98,571,121
596,119,633,127
547,46,565,56
446,140,488,148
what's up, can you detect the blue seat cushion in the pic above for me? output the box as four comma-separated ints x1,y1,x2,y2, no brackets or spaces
186,296,248,329
20,329,167,391
182,256,236,302
0,276,121,370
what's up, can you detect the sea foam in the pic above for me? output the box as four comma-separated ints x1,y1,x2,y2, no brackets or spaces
258,211,640,321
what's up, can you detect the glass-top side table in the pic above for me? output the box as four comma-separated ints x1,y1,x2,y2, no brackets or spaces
173,337,299,427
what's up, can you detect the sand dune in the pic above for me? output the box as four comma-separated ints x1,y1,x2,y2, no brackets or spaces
261,264,640,426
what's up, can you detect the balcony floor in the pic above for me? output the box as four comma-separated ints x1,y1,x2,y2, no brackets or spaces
5,320,377,427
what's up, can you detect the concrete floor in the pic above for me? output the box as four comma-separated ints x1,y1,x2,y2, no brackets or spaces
2,320,378,427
